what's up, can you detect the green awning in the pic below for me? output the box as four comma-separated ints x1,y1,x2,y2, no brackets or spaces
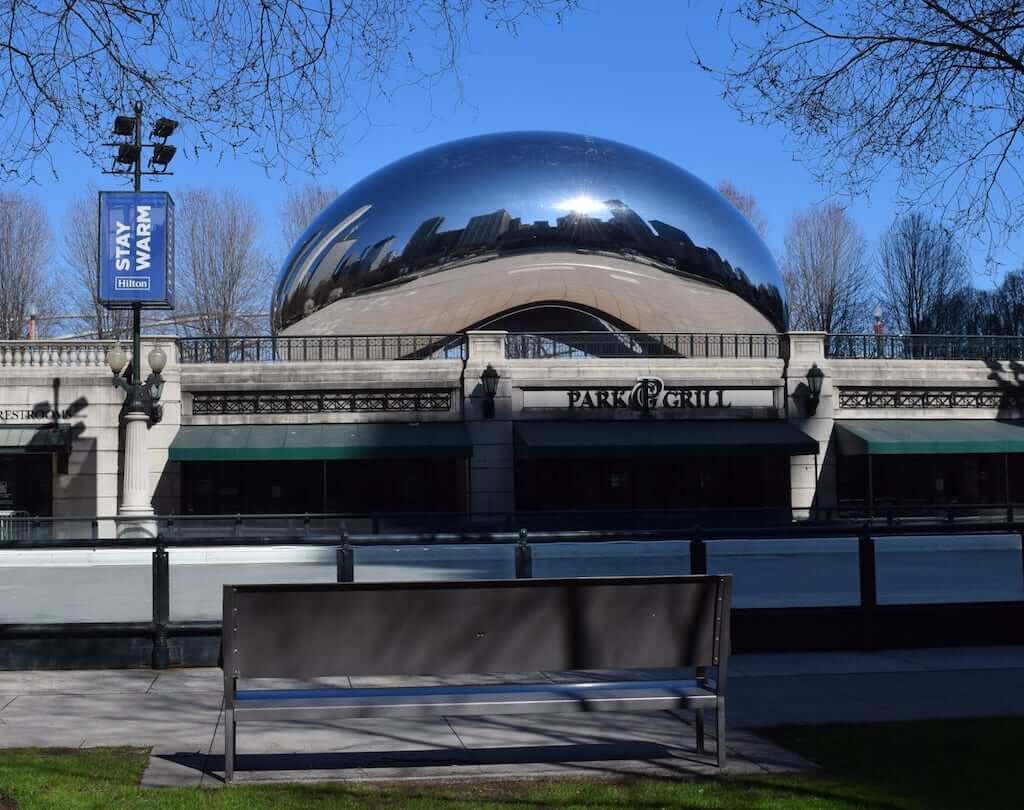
169,423,472,462
514,421,818,460
835,420,1024,455
0,425,73,453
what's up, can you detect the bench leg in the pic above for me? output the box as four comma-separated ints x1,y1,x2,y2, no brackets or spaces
716,699,727,769
694,708,705,754
224,707,235,783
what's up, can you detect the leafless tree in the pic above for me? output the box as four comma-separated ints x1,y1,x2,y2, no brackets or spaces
0,1,575,181
991,270,1024,335
281,184,338,253
176,189,275,338
717,180,767,237
877,212,970,334
0,192,56,339
711,2,1024,242
781,203,871,333
62,187,132,340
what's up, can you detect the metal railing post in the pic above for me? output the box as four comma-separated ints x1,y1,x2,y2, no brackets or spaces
1018,521,1024,594
515,529,533,578
151,536,170,668
336,533,354,583
857,525,877,651
690,526,707,575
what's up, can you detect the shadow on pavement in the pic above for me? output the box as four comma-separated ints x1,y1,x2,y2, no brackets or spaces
161,740,692,781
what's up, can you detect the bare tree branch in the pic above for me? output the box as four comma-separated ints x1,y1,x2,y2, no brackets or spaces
62,186,133,339
712,1,1024,243
717,179,769,237
0,192,56,339
280,183,338,253
877,211,970,332
0,1,576,181
781,202,871,332
176,188,275,337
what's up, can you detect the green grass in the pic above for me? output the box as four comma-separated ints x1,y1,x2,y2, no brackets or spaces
0,718,1019,809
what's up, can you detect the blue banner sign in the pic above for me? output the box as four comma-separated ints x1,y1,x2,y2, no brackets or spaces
98,191,174,308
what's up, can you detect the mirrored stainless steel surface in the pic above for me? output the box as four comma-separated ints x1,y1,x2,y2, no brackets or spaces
273,132,787,334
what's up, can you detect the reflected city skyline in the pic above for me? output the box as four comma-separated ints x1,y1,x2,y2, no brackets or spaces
273,132,787,333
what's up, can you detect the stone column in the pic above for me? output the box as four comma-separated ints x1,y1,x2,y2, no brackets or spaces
785,332,836,519
464,331,515,514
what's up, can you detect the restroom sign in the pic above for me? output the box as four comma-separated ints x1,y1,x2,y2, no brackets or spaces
97,191,174,308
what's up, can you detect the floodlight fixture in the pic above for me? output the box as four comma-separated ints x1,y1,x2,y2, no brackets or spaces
151,117,178,139
150,143,176,167
115,143,141,165
113,115,136,136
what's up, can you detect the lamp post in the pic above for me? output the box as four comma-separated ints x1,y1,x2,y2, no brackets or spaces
106,344,166,532
102,102,177,536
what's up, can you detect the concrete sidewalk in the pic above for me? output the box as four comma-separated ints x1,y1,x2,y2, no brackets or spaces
0,646,1021,787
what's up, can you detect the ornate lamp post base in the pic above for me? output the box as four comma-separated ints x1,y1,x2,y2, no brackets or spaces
106,342,166,540
117,409,158,539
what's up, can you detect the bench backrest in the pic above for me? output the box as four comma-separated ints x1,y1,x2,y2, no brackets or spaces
222,575,730,680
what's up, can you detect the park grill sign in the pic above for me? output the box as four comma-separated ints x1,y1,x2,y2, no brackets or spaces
97,191,174,308
572,377,730,412
520,377,777,413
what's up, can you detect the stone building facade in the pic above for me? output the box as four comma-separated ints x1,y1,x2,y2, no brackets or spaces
3,330,1024,538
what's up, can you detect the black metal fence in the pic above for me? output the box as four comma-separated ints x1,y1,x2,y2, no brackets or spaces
172,332,1024,363
826,333,1024,361
505,332,782,360
9,504,1024,543
1,518,1022,668
176,334,467,364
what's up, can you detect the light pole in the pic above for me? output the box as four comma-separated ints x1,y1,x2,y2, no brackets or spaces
103,102,177,535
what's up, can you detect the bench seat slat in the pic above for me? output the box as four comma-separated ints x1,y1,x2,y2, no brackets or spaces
234,680,716,721
235,678,710,702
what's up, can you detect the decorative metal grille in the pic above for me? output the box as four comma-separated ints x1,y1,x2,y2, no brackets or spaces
192,389,454,415
838,387,1024,409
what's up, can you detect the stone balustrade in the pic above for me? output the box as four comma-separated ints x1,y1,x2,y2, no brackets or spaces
0,341,119,369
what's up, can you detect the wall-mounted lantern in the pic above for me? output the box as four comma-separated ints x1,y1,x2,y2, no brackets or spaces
480,364,500,419
805,363,825,415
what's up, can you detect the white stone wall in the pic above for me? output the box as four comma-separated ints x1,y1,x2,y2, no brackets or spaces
0,338,178,533
784,333,834,515
4,332,1023,522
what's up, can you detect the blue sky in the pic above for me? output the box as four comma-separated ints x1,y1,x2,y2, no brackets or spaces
17,2,1020,287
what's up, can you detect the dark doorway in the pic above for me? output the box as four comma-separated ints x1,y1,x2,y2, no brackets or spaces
0,453,54,516
515,456,791,513
838,453,1011,513
182,459,465,514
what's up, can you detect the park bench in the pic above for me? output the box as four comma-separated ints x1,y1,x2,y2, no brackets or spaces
221,574,731,782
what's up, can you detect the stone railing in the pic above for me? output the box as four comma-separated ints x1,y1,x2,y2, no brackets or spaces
0,340,120,368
